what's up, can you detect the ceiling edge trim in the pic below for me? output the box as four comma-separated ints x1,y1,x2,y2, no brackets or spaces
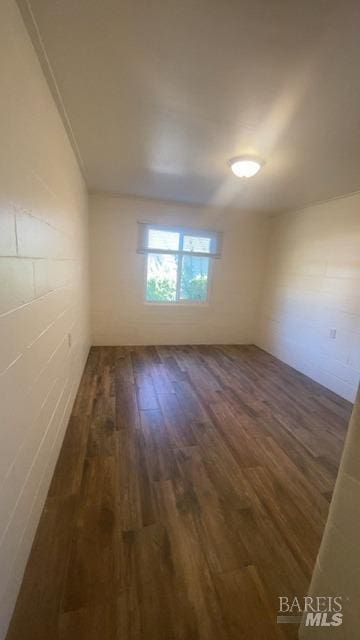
276,185,360,220
16,0,88,183
88,189,274,215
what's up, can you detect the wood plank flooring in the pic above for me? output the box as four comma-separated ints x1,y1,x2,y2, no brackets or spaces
6,345,352,640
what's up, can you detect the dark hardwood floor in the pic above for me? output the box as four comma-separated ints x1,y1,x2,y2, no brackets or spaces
6,345,351,640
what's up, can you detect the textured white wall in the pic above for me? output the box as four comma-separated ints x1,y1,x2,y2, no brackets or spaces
257,194,360,402
0,0,90,636
299,388,360,639
90,194,268,346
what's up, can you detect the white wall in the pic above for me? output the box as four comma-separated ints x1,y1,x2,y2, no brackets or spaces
257,194,360,402
0,0,90,636
90,193,268,345
300,388,360,639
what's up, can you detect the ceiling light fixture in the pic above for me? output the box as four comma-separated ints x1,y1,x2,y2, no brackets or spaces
229,155,263,178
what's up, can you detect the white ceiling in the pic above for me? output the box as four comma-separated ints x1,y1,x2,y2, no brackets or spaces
21,0,360,213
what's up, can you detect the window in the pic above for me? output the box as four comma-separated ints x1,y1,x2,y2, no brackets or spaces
138,224,222,303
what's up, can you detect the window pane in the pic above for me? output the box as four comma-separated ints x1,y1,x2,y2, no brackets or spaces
148,228,180,251
146,253,178,302
180,255,209,301
183,234,212,253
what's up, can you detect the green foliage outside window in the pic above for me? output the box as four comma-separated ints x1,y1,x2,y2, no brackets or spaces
146,277,176,301
146,253,209,302
180,255,208,300
180,273,208,300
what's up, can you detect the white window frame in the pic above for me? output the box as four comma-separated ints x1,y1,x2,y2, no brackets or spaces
140,224,220,305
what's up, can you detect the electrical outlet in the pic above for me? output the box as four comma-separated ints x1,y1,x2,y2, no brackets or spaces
329,328,337,340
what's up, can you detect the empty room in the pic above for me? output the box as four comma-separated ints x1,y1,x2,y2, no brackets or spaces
1,0,360,638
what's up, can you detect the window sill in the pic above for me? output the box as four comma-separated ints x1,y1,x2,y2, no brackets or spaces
144,301,210,307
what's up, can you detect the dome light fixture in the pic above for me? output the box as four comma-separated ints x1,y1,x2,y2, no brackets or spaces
229,155,263,178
